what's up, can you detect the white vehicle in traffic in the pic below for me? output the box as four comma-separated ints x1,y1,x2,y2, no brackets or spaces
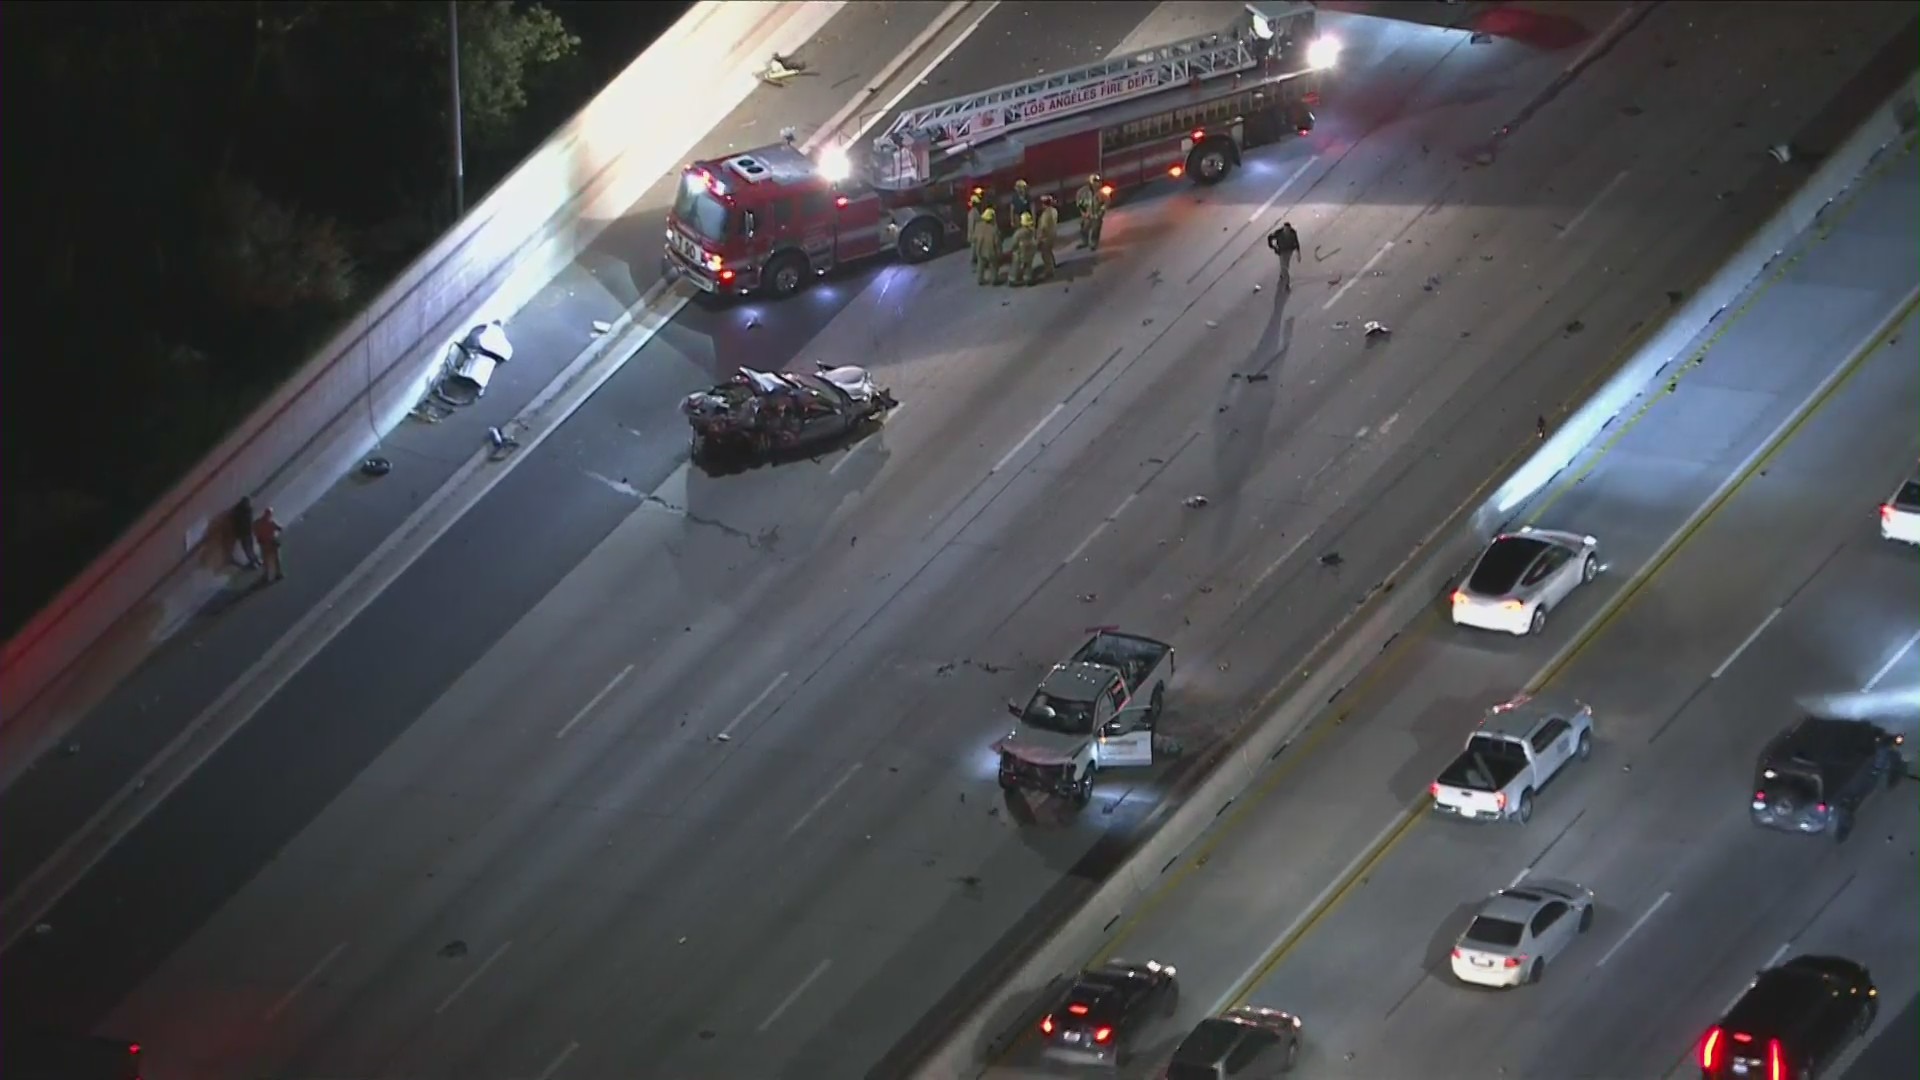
1880,476,1920,545
1430,694,1593,824
1450,879,1596,988
1451,527,1600,636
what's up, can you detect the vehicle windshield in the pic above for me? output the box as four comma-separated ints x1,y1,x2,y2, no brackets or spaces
1897,479,1920,511
1463,915,1525,948
672,178,737,243
1468,536,1548,594
1022,693,1095,735
1762,769,1822,804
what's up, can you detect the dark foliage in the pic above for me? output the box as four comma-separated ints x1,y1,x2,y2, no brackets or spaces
0,1,680,634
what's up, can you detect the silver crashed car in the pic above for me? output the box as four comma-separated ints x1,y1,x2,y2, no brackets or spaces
1450,526,1600,636
1449,879,1596,988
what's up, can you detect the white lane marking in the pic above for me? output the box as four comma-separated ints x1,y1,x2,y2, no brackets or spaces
1063,493,1139,565
759,958,834,1032
1711,607,1781,680
1246,530,1316,597
1865,629,1920,691
1247,156,1321,225
830,406,907,476
803,0,989,151
263,940,347,1022
993,404,1064,474
1764,941,1792,968
1377,411,1401,439
1555,170,1630,243
435,941,513,1014
1321,241,1393,312
786,763,864,838
1508,866,1531,889
842,2,1002,145
719,672,790,738
557,664,635,739
535,1041,580,1080
1595,891,1670,968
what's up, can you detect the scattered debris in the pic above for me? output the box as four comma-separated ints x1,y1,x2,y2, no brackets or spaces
409,400,453,424
1184,495,1210,509
1331,319,1351,331
360,456,392,478
745,317,761,330
433,322,513,408
1716,190,1735,201
714,732,732,743
935,662,956,676
1564,319,1585,335
758,53,809,84
1205,320,1219,329
1252,283,1263,293
678,936,690,945
487,425,521,458
1243,372,1271,384
698,1030,717,1041
1469,30,1493,44
1423,275,1441,292
33,923,52,937
1197,584,1214,594
1363,321,1391,338
1536,415,1548,440
1472,148,1495,166
439,940,469,959
953,875,983,889
1141,317,1155,327
62,742,80,757
1620,104,1644,118
1768,143,1793,165
1319,551,1344,568
1077,592,1098,603
1217,661,1230,672
591,319,613,334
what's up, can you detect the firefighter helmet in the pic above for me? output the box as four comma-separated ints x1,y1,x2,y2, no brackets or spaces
1020,212,1035,227
1088,173,1101,186
1015,178,1028,190
981,207,995,222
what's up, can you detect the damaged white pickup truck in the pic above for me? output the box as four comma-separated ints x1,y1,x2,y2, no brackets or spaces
994,630,1176,808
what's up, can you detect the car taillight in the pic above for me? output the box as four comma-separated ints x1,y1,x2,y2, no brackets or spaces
1192,128,1206,141
1429,782,1441,798
1040,1014,1054,1034
1700,1027,1724,1070
1502,956,1523,969
1816,802,1828,813
719,269,736,282
1450,947,1463,959
835,195,849,208
1768,1037,1785,1080
1450,590,1468,606
1753,791,1767,802
1094,1026,1113,1044
1495,791,1508,810
1882,504,1895,521
1068,1003,1089,1015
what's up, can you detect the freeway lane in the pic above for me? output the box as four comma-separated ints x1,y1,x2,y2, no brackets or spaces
986,140,1920,1079
10,3,1913,1079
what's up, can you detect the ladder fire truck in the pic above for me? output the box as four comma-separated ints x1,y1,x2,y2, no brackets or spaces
663,2,1335,299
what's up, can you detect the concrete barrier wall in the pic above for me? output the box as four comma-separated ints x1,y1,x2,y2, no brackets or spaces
912,68,1920,1080
0,2,845,727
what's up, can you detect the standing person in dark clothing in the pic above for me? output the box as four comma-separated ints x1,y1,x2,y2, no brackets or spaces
229,495,259,568
1267,220,1301,289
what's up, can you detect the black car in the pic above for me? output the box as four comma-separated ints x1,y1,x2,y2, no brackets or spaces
0,1026,143,1080
1166,1006,1304,1078
1038,959,1181,1068
1699,955,1877,1080
1750,716,1903,842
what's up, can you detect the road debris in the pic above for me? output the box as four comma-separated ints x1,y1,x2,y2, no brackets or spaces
1564,319,1585,335
1184,495,1209,508
591,319,613,334
1363,321,1391,338
1077,592,1098,603
1319,551,1345,568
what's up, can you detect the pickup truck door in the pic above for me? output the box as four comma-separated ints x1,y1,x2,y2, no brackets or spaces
1528,717,1574,779
1095,680,1153,767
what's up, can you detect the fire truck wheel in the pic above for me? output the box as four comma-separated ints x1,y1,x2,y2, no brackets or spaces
767,252,810,298
897,218,943,263
1187,142,1235,186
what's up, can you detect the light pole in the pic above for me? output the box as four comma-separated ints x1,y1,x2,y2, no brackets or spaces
449,0,467,219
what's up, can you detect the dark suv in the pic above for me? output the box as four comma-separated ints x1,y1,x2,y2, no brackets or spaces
1037,958,1180,1068
1166,1005,1304,1078
1749,716,1903,842
1698,955,1877,1079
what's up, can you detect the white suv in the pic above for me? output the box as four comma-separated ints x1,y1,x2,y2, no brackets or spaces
1880,476,1920,545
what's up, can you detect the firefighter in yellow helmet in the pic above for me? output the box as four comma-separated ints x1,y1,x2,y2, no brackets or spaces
1010,211,1038,286
971,206,1001,285
966,190,985,238
1034,194,1060,280
1010,178,1032,222
1075,174,1110,251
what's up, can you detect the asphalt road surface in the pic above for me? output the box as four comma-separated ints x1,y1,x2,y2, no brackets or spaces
7,2,1915,1079
981,142,1920,1079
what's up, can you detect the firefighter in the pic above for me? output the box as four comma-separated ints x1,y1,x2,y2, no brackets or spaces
972,206,1001,285
1266,220,1301,289
1010,178,1032,222
1034,194,1060,280
966,190,985,238
1075,174,1110,250
1010,211,1038,286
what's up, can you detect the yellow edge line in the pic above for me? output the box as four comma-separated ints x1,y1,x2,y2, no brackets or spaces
1223,290,1919,1009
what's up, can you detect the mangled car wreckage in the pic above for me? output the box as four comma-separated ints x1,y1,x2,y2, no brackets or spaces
681,363,899,461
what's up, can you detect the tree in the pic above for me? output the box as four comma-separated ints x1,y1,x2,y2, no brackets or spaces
430,1,581,147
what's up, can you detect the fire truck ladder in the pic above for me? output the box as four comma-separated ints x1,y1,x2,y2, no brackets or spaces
876,14,1269,158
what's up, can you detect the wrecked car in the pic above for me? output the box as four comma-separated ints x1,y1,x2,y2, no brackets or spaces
681,363,899,462
994,629,1175,807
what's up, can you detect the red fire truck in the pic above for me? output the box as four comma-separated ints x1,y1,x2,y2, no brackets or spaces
663,1,1335,299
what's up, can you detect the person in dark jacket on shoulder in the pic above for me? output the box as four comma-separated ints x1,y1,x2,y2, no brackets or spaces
1267,220,1301,289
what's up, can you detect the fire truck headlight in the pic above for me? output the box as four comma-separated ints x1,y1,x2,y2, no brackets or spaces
1306,35,1341,71
816,145,852,183
704,252,724,273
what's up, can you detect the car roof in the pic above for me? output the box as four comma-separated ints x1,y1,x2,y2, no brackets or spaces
1723,963,1854,1034
1476,693,1581,739
1478,888,1552,922
1764,717,1885,770
1039,663,1113,703
1171,1016,1281,1064
1063,964,1158,1019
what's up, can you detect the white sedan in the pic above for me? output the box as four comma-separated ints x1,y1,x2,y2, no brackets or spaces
1450,879,1596,988
1451,527,1600,636
1881,476,1920,545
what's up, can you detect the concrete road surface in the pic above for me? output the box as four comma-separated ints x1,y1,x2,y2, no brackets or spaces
5,2,1913,1079
980,142,1919,1079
